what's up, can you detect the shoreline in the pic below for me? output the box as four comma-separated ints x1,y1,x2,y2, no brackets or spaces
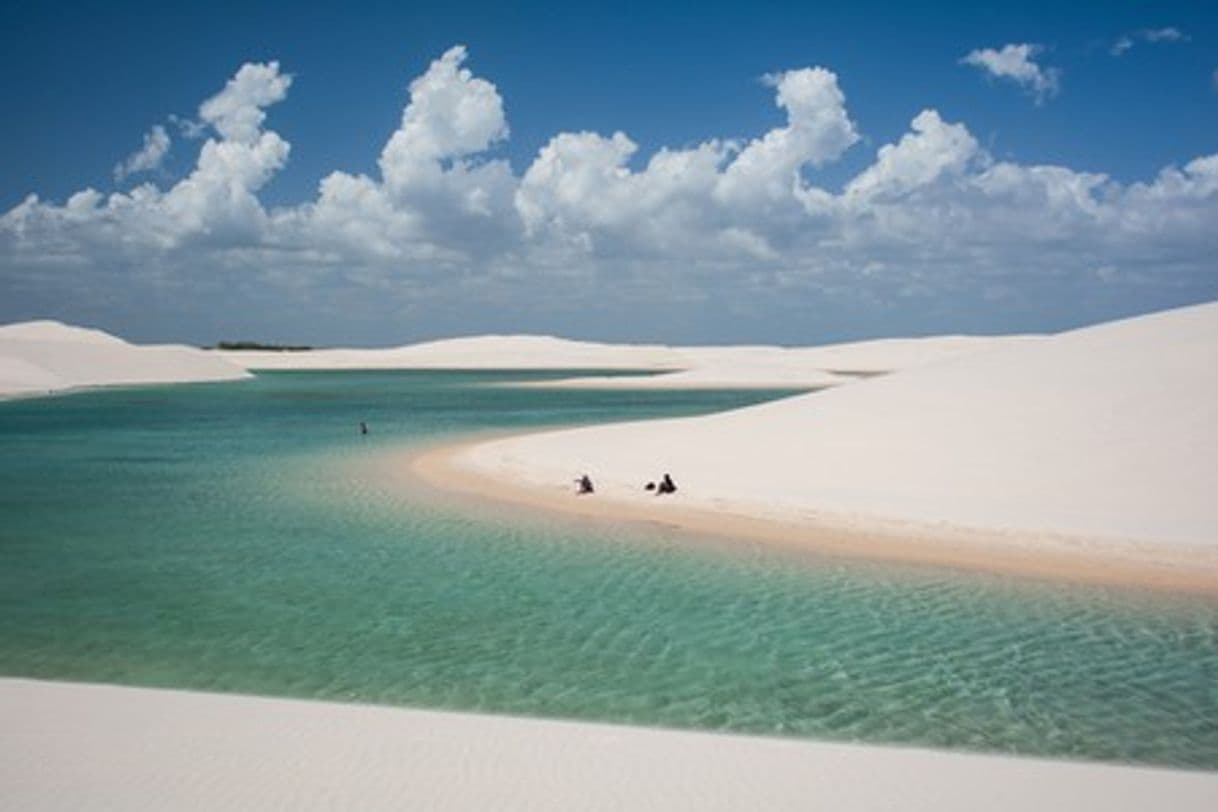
407,435,1218,597
4,678,1217,810
0,374,253,403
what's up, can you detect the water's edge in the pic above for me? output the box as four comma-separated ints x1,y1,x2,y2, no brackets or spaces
2,372,1216,769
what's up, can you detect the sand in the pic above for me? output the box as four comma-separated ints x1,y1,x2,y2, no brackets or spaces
505,363,852,390
0,320,250,398
218,334,684,370
415,302,1218,589
217,333,1040,393
409,441,1218,595
2,318,1039,396
3,679,1215,811
6,314,1217,804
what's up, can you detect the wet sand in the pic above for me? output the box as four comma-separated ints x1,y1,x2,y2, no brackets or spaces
406,437,1218,597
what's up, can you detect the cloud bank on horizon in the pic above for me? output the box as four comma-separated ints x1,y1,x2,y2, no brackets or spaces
2,44,1216,343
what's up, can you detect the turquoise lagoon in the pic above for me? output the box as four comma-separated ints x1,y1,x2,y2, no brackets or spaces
1,371,1216,769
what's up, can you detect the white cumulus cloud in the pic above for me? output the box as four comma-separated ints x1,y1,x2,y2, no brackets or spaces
198,61,292,144
962,43,1060,104
3,60,292,261
845,110,982,201
715,67,859,204
379,45,508,188
2,45,1217,342
168,114,208,140
114,125,171,182
278,45,517,268
517,65,858,258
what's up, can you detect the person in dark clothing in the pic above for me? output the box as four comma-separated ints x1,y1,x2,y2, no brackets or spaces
657,473,677,494
576,474,595,494
359,421,369,436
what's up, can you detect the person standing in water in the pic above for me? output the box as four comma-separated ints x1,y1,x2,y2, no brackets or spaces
359,421,368,436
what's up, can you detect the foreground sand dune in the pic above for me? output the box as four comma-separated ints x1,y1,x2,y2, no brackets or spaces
0,320,250,398
3,679,1215,811
432,302,1218,576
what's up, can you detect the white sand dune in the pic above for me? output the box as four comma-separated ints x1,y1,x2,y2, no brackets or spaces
217,335,685,370
737,334,1048,375
219,332,1040,391
515,337,1046,390
0,354,66,395
4,679,1215,811
519,364,853,390
0,320,250,398
0,320,129,345
446,302,1218,557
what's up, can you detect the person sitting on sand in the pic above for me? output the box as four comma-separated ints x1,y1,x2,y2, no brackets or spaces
576,474,594,495
657,474,677,494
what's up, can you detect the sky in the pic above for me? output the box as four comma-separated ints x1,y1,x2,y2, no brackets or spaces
1,0,1216,346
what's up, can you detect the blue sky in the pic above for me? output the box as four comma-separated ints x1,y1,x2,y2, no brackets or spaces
1,0,1215,345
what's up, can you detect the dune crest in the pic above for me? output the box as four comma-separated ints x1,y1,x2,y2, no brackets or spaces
0,321,250,398
219,331,1040,391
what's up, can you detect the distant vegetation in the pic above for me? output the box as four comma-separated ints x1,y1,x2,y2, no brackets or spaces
212,341,314,352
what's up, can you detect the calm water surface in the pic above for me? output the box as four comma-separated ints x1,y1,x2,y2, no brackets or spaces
1,371,1216,769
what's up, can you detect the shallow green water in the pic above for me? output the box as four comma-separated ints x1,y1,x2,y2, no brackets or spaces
1,371,1216,769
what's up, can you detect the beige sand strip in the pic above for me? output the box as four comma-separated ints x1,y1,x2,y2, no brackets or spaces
407,438,1218,597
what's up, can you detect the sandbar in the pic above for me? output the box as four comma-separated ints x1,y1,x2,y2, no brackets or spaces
407,438,1218,596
